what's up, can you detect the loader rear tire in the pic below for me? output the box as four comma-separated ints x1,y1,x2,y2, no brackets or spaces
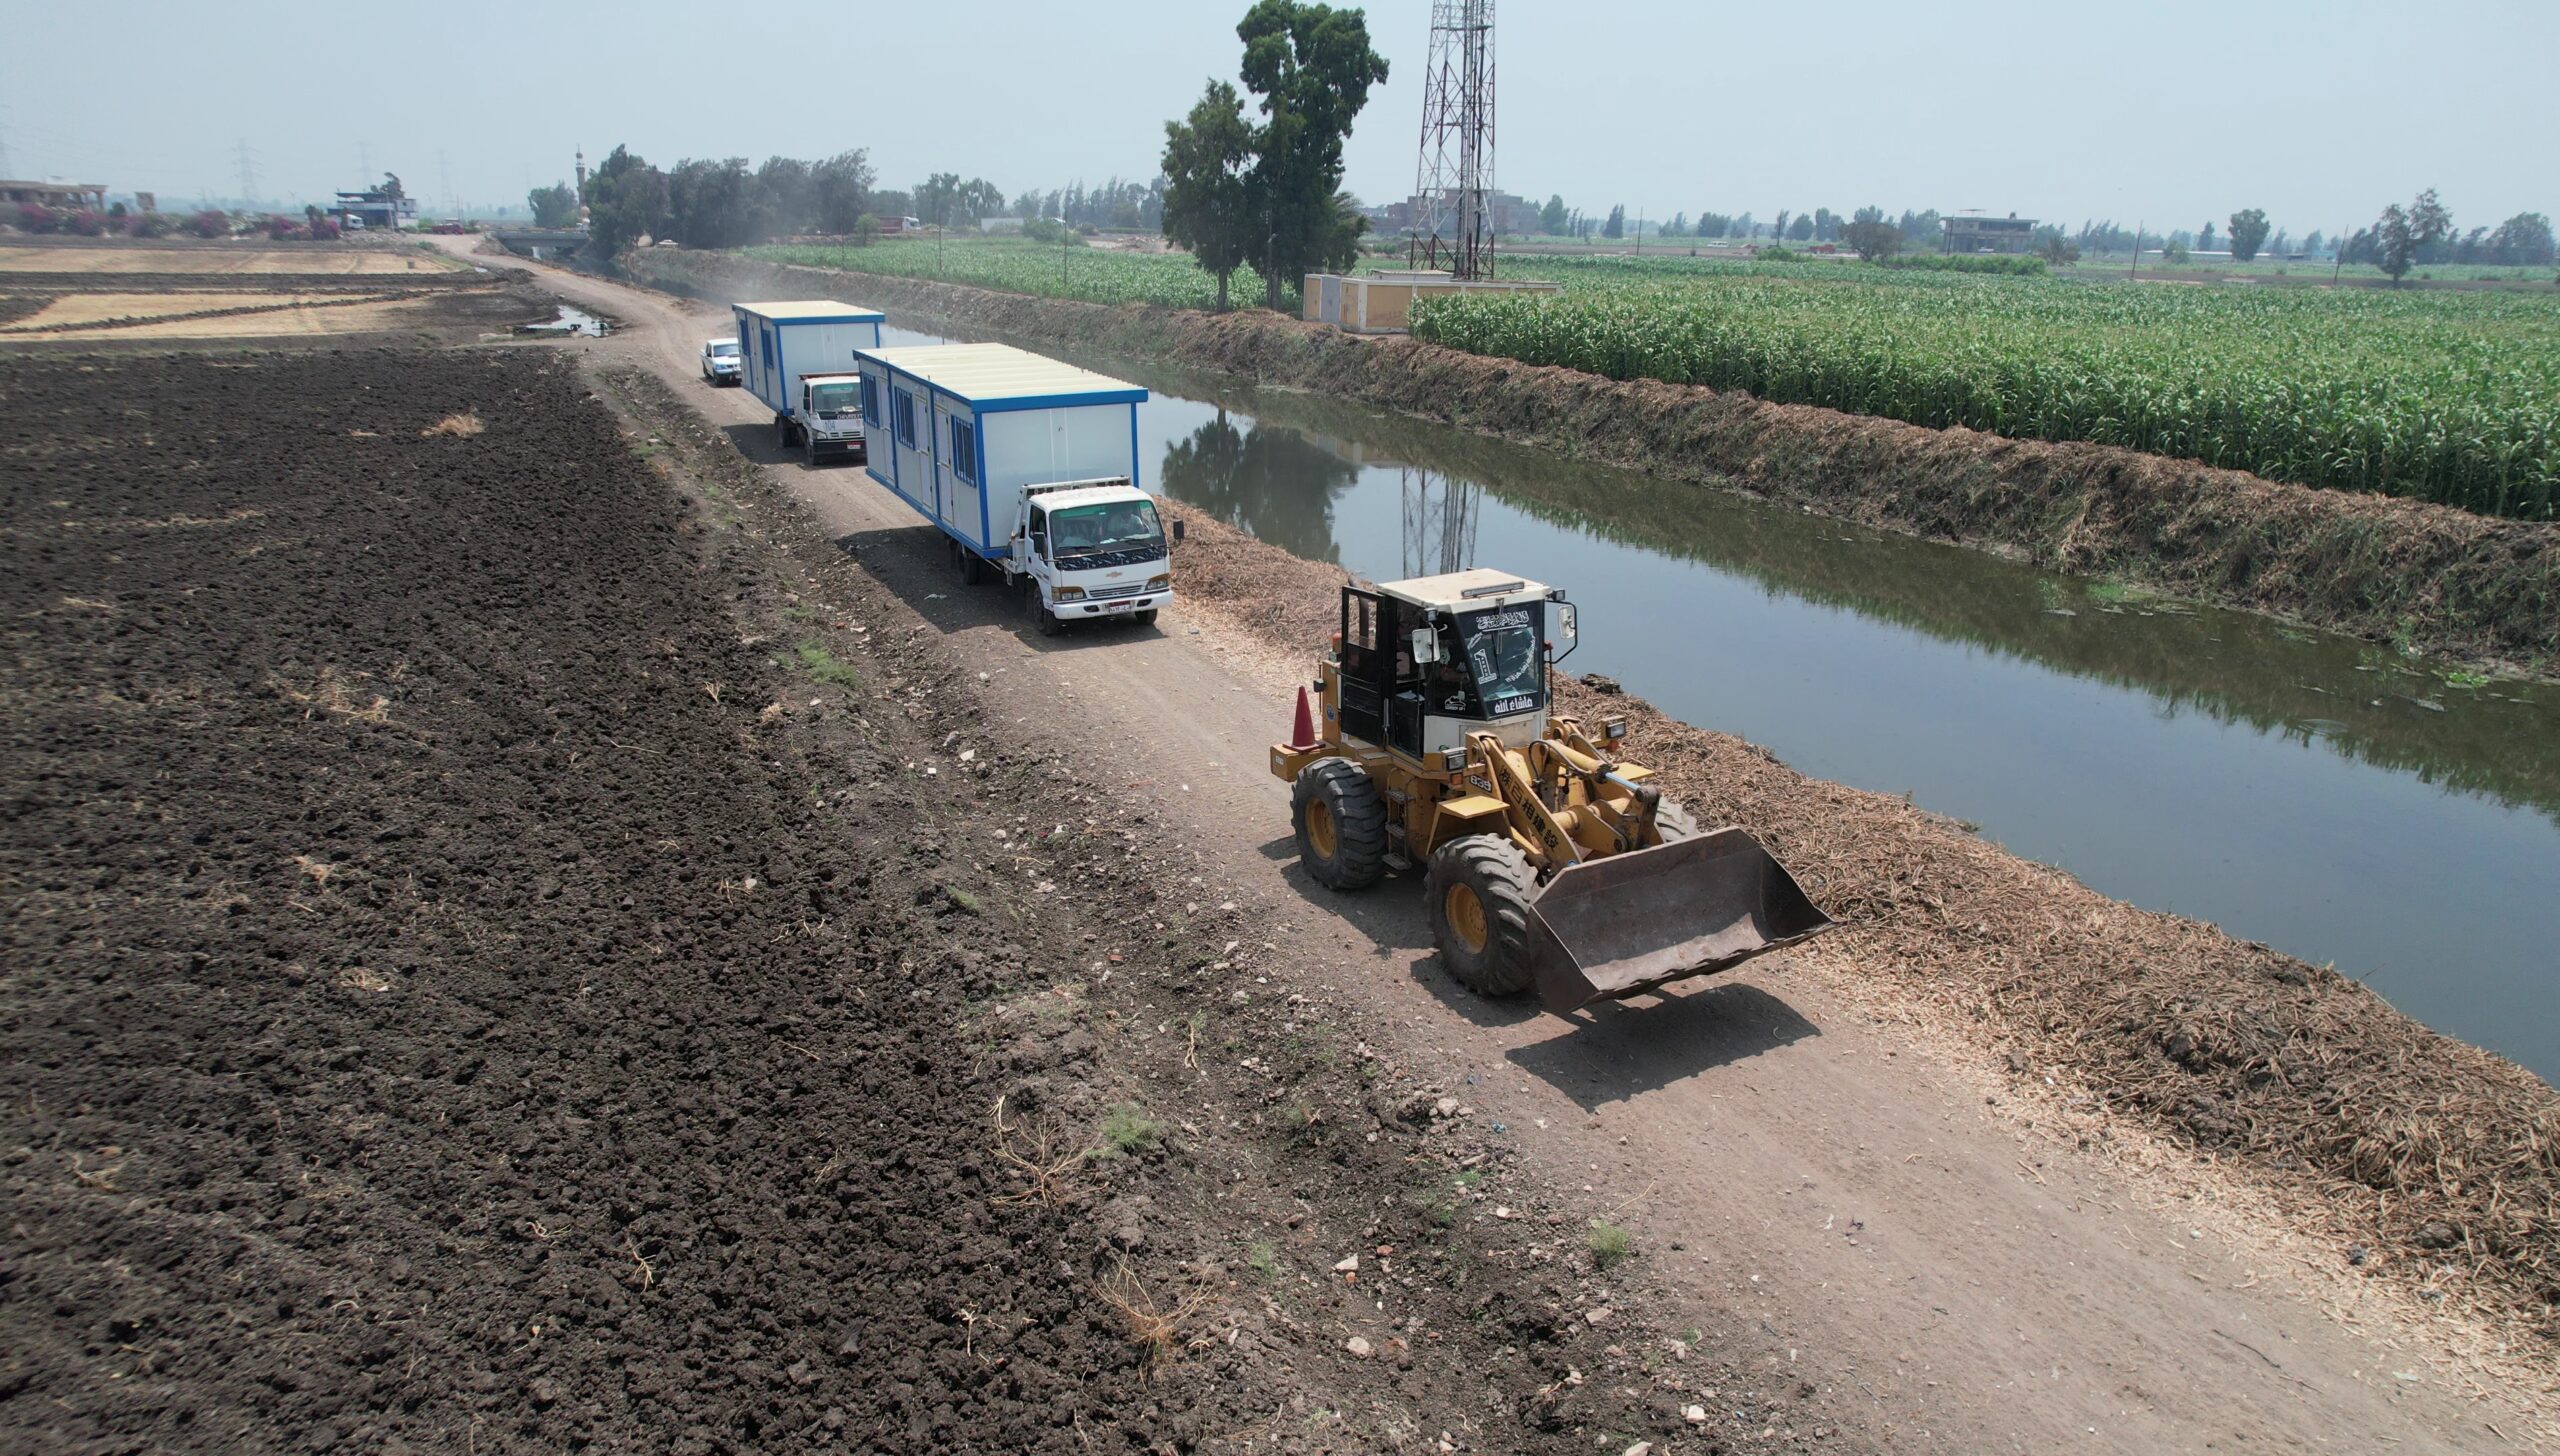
1426,835,1538,998
1653,797,1699,844
1292,758,1388,891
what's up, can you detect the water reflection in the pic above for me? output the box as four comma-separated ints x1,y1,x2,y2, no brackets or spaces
1156,410,1361,565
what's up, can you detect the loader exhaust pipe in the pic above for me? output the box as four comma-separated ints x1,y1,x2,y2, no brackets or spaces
1522,827,1835,1016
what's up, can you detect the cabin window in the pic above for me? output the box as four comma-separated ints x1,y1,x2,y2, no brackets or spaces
860,376,880,424
892,389,918,449
950,419,978,484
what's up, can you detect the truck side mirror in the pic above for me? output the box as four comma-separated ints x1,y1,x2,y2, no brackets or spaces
1172,519,1186,544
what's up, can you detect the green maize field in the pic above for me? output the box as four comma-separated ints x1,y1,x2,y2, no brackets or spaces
1409,272,2560,519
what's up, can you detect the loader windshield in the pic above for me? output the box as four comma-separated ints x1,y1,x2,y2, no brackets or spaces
1452,604,1544,718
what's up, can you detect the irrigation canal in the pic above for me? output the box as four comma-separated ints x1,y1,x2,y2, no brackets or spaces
874,321,2560,1083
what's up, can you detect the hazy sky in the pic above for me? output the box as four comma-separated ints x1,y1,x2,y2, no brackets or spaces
5,1,2552,234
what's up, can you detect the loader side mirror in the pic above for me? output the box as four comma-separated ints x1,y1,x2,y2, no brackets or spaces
1553,603,1577,650
1409,627,1441,665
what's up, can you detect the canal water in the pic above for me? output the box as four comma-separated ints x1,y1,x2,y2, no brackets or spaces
871,322,2560,1083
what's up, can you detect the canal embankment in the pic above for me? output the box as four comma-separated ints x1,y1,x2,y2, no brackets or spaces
619,247,2560,676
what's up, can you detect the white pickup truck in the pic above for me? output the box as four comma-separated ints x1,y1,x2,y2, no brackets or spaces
699,337,741,385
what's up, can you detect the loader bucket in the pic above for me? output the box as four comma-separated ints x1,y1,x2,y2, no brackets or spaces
1523,827,1835,1016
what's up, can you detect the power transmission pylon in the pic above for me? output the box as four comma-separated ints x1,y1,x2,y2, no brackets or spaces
1400,468,1480,579
1409,0,1496,280
234,140,260,209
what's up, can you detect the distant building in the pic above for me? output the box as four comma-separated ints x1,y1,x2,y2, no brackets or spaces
1941,212,2038,254
335,185,420,231
1373,189,1542,238
2,180,108,211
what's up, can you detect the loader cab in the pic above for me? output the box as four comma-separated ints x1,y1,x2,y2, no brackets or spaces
1339,571,1576,760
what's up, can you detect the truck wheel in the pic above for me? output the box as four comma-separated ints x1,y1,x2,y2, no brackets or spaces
1131,607,1158,626
1425,835,1538,998
1292,758,1388,891
959,550,984,585
1034,601,1063,636
1652,797,1699,844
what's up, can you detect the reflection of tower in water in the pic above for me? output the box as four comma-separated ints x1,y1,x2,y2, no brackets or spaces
1399,468,1479,578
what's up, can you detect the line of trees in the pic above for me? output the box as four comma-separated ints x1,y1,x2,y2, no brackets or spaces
1160,2,1388,309
2338,189,2554,280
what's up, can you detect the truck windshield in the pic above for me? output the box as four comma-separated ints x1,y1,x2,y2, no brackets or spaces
710,341,739,357
810,383,859,417
1451,604,1544,717
1046,500,1164,556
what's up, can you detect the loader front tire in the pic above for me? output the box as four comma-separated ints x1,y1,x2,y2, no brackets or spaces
1292,758,1388,891
1426,835,1538,998
1652,796,1699,844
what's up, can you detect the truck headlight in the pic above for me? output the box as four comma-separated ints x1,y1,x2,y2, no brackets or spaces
1146,575,1171,592
1052,586,1085,602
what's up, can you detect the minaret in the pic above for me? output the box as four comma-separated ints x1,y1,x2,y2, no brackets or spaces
574,147,591,228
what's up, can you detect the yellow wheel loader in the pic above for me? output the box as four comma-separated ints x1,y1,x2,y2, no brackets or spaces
1269,570,1835,1015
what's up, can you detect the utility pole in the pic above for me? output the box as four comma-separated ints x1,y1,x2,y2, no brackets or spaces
2130,220,2141,280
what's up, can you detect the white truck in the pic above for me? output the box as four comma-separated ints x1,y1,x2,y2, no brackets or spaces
854,341,1178,633
731,299,885,453
792,372,866,467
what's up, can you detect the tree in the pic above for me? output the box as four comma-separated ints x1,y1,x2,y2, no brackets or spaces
2488,212,2555,267
1812,207,1839,242
527,182,579,229
810,150,876,234
582,145,666,256
757,156,813,237
1539,194,1566,234
2227,208,2270,262
1771,210,1789,244
1236,0,1391,307
1787,212,1814,241
1161,79,1259,309
2373,203,2416,282
2199,220,2217,253
1601,204,1624,239
2036,232,2081,266
1840,218,1901,260
2409,188,2453,262
2302,229,2325,258
913,173,1002,229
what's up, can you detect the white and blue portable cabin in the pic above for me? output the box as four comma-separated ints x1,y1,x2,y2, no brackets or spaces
731,299,887,421
853,342,1149,562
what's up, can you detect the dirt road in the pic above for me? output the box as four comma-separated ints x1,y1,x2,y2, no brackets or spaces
440,236,2547,1453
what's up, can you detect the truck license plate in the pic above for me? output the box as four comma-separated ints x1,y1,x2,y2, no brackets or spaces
1103,600,1134,612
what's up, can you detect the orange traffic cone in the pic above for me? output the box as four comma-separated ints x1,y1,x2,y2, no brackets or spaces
1288,686,1320,751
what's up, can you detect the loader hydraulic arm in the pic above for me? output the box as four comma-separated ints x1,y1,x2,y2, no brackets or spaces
1465,731,1586,870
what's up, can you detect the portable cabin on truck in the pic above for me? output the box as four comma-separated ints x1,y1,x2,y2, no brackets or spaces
853,342,1178,633
732,300,887,459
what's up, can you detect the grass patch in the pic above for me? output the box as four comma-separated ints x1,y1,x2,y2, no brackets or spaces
795,638,859,688
1246,1240,1278,1276
1587,1221,1634,1270
1092,1103,1162,1160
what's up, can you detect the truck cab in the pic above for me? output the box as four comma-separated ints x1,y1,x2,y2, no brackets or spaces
1010,480,1181,633
700,337,741,384
794,372,866,465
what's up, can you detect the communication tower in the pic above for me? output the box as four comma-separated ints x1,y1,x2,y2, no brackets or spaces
1409,0,1496,280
